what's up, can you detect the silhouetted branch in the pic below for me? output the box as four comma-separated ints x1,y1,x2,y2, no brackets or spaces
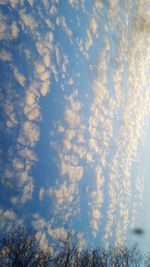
0,226,147,267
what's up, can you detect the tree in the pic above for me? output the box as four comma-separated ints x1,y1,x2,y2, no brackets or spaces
110,244,143,267
79,244,143,267
54,231,81,267
144,251,150,267
0,226,52,267
0,226,145,267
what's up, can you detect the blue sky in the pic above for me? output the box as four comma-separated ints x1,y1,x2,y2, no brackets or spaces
0,0,150,253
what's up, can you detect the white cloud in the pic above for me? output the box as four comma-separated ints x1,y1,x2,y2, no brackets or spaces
20,180,34,203
0,50,12,61
56,16,73,38
39,187,45,201
40,81,50,96
50,5,57,16
20,148,37,161
27,0,34,6
18,121,40,147
11,21,19,38
13,158,24,170
33,217,46,230
36,231,49,252
0,208,22,231
35,63,46,74
85,29,93,51
90,18,98,35
0,18,19,40
13,68,25,87
48,225,67,240
20,11,37,31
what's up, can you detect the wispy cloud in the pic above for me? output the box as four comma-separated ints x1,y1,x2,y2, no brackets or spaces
13,67,25,87
56,16,73,38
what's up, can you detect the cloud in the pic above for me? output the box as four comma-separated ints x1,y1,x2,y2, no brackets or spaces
89,188,104,237
0,16,19,40
63,139,72,151
93,0,103,10
39,187,45,201
40,81,51,96
32,214,65,253
13,68,25,87
0,50,12,61
85,29,93,51
68,0,85,10
100,1,150,247
20,147,36,161
50,5,58,16
17,171,31,183
61,164,84,183
32,216,46,230
4,100,18,128
65,109,81,127
1,0,149,250
50,91,86,223
84,49,115,238
135,175,144,200
35,31,56,83
9,0,19,8
0,208,22,231
11,21,19,38
65,129,76,140
27,0,34,7
25,106,41,121
34,60,51,96
25,91,36,106
67,77,74,85
19,11,37,31
0,0,60,217
55,45,61,66
47,225,67,240
90,18,98,35
56,16,73,38
13,158,24,171
64,93,82,127
18,121,40,147
43,54,51,68
20,180,34,203
48,181,76,206
36,231,50,252
35,63,46,75
3,210,16,220
68,0,77,8
24,85,41,121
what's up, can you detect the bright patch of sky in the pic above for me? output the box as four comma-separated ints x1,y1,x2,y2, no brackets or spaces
0,0,150,252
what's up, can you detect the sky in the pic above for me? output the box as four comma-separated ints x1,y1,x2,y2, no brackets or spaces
0,0,150,253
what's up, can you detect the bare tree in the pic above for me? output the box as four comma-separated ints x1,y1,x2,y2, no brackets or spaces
54,231,81,267
0,226,145,267
0,226,52,267
110,244,143,267
78,244,143,267
144,251,150,267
